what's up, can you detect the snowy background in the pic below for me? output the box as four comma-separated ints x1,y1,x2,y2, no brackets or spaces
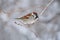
0,0,60,40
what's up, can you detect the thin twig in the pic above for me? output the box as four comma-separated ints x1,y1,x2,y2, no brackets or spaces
40,0,54,15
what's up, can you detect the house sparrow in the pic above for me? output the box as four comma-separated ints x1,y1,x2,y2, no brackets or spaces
15,12,38,24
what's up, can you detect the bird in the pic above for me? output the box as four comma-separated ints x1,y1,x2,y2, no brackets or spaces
15,12,38,24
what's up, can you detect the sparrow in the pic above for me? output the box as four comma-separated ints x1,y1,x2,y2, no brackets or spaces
15,12,38,24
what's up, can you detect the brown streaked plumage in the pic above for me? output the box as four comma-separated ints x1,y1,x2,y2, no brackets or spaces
20,12,38,19
21,13,32,19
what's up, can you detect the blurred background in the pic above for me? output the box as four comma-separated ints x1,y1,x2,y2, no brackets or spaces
0,0,60,40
